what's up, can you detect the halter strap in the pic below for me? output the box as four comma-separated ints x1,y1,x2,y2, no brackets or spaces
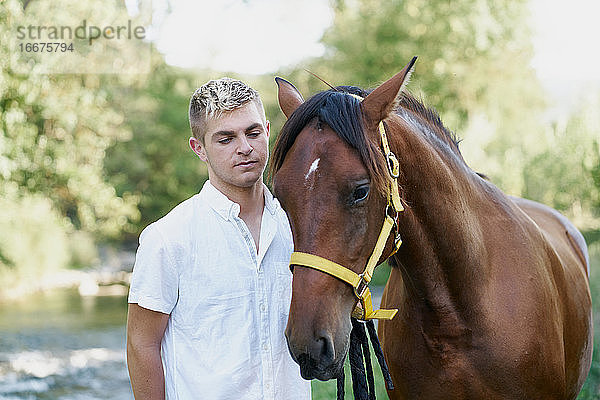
289,111,403,321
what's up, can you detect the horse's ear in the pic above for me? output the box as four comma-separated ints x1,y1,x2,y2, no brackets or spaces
275,77,304,119
361,56,417,125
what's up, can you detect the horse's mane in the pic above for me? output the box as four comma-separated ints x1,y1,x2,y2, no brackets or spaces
269,85,461,195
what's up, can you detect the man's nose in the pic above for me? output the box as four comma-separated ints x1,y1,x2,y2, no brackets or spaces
237,135,253,155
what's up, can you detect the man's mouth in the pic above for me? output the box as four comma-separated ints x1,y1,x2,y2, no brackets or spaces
235,160,258,168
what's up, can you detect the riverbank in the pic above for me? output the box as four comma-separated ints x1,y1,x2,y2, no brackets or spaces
0,246,135,302
0,287,132,400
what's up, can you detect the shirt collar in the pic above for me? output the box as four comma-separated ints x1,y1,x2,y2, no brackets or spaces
263,185,278,216
200,180,278,220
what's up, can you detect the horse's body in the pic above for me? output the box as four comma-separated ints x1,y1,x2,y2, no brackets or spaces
271,61,592,399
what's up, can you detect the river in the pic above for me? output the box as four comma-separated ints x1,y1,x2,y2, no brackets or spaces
0,289,132,400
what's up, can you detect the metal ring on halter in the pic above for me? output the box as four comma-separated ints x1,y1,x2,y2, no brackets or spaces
395,233,403,248
386,152,400,178
385,204,398,221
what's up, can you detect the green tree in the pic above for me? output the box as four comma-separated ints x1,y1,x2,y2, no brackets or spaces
0,0,141,285
103,63,207,238
523,94,600,229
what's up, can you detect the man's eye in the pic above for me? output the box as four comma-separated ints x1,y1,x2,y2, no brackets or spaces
219,138,232,144
248,131,260,137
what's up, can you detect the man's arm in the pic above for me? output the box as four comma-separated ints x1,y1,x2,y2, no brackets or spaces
126,303,170,400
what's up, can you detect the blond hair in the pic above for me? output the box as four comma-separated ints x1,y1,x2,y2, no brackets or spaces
189,78,264,140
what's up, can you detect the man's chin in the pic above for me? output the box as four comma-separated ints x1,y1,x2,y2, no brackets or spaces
209,169,265,191
233,173,263,188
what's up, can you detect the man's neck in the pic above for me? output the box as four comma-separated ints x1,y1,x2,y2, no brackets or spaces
211,178,265,253
210,178,265,219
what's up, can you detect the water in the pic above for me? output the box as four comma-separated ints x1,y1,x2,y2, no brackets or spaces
0,289,132,400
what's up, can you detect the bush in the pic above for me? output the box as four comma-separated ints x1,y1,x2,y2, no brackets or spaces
0,189,70,295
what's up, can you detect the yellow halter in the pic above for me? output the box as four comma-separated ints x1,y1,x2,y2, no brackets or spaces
289,106,404,321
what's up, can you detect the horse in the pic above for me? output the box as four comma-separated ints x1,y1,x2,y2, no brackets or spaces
269,58,593,399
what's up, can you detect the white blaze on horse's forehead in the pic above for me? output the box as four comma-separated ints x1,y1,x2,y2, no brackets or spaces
305,158,320,179
304,158,320,185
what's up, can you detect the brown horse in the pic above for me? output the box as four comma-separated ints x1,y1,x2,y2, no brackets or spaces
270,59,593,399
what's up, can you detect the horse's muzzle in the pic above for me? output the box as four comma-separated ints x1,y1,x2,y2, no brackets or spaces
285,330,346,381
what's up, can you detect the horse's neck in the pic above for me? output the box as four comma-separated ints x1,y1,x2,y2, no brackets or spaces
389,113,486,335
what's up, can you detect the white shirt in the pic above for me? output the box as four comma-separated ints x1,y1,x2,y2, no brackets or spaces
128,180,311,400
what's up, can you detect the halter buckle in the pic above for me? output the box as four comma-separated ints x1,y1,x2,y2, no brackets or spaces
353,273,369,299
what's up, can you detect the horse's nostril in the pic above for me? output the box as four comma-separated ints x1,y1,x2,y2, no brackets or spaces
316,333,335,364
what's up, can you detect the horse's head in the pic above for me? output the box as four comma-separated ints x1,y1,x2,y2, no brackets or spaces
270,59,416,380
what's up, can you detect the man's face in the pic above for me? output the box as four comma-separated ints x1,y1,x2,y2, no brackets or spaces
190,102,270,191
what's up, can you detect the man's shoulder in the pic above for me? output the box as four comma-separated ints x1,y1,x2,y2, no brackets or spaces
142,194,207,241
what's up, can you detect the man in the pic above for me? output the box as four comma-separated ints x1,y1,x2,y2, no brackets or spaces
126,78,311,400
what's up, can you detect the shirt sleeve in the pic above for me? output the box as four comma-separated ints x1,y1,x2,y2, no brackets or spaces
128,224,179,314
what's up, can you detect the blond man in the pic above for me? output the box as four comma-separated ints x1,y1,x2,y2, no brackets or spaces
126,78,311,400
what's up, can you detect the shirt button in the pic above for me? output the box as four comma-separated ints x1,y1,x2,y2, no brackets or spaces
260,304,266,312
263,344,268,351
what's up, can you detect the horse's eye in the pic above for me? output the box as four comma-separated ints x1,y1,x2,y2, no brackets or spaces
351,184,370,204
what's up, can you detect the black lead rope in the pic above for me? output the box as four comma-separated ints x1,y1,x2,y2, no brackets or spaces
349,319,369,400
336,318,394,400
337,367,346,400
365,319,395,392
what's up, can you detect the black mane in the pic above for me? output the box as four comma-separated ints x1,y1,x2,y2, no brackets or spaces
269,85,461,192
336,85,460,152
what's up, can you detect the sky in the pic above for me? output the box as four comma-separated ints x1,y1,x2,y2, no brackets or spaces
147,0,600,113
529,0,600,84
149,0,333,74
528,0,600,114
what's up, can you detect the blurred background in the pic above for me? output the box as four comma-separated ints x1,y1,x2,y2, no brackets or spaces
1,0,599,398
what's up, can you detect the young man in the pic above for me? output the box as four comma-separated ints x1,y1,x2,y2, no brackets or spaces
126,78,311,400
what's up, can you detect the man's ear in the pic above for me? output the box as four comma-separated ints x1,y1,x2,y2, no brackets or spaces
189,136,208,162
265,120,270,138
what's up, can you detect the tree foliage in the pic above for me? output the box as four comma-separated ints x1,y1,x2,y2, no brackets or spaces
1,0,141,279
103,64,208,238
522,94,600,228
